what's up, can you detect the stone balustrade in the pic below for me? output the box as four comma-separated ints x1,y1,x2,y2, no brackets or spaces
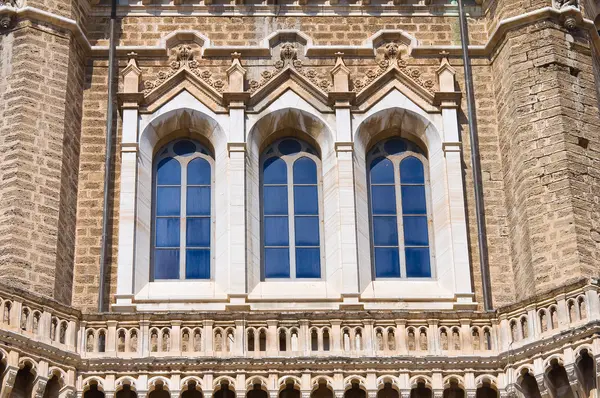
0,281,598,360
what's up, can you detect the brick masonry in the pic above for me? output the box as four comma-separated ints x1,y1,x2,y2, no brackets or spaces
0,21,86,305
1,0,599,312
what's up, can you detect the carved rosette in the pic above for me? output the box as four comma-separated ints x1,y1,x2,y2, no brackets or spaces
142,44,226,95
248,42,332,93
351,42,435,93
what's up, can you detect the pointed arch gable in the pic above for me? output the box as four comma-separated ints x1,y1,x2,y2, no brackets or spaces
248,67,331,113
143,70,226,114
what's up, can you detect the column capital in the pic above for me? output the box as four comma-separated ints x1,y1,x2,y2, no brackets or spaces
334,142,353,154
228,142,246,155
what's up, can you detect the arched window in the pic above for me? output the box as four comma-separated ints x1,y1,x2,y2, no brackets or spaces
153,139,213,280
261,138,322,279
367,138,432,278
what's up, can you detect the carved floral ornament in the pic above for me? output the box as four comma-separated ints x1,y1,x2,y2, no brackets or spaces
142,44,226,95
351,42,436,93
248,42,333,93
141,41,435,97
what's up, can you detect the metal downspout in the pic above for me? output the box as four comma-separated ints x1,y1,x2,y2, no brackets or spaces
457,0,494,311
98,0,118,313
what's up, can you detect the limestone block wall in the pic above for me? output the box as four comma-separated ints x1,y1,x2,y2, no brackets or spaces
0,20,86,305
491,19,600,302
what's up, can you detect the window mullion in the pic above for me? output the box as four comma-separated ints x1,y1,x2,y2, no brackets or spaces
180,160,187,280
288,160,296,279
395,158,406,279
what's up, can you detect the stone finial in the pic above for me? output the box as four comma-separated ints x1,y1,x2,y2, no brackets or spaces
226,52,246,93
330,52,350,92
122,52,142,94
436,52,456,92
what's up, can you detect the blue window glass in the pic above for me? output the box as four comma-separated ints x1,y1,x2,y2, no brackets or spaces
370,157,394,184
371,186,396,215
156,187,181,216
279,139,302,155
405,248,431,277
294,186,318,215
262,140,322,279
401,186,427,214
400,156,425,184
154,249,180,279
264,186,288,215
293,157,318,184
374,247,400,278
400,155,430,278
384,139,407,155
403,216,429,246
372,216,399,246
263,157,287,184
173,140,197,157
186,218,211,247
265,248,290,278
153,140,212,280
264,217,290,246
368,139,431,279
188,158,211,185
187,187,210,216
293,156,320,278
295,248,320,278
186,249,210,279
157,157,181,185
295,216,319,246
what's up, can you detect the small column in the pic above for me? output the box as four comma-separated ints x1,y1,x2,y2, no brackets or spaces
140,320,150,357
223,53,250,305
67,320,78,351
266,320,278,356
395,321,407,355
498,316,510,351
364,320,375,355
435,54,475,308
106,320,118,354
331,320,342,353
526,306,537,340
460,319,472,355
299,320,309,355
235,320,245,355
10,301,21,329
584,285,600,320
329,53,360,301
204,320,214,356
30,361,49,398
556,294,569,327
114,52,143,312
428,319,439,355
171,321,182,354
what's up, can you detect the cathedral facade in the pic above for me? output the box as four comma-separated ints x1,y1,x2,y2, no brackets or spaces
0,0,600,398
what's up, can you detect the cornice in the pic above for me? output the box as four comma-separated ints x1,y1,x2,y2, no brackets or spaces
1,6,597,60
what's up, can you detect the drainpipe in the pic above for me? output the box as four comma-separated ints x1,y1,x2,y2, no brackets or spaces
457,0,493,312
98,0,118,313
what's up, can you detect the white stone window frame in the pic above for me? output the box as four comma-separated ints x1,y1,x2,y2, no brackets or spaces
260,138,326,281
365,144,436,281
352,89,473,305
151,139,216,281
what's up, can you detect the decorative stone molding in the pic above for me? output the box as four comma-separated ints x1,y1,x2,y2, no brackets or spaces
248,43,332,93
142,44,226,95
351,43,435,94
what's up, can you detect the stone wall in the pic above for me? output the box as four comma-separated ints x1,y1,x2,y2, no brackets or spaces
0,21,86,305
491,20,600,302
